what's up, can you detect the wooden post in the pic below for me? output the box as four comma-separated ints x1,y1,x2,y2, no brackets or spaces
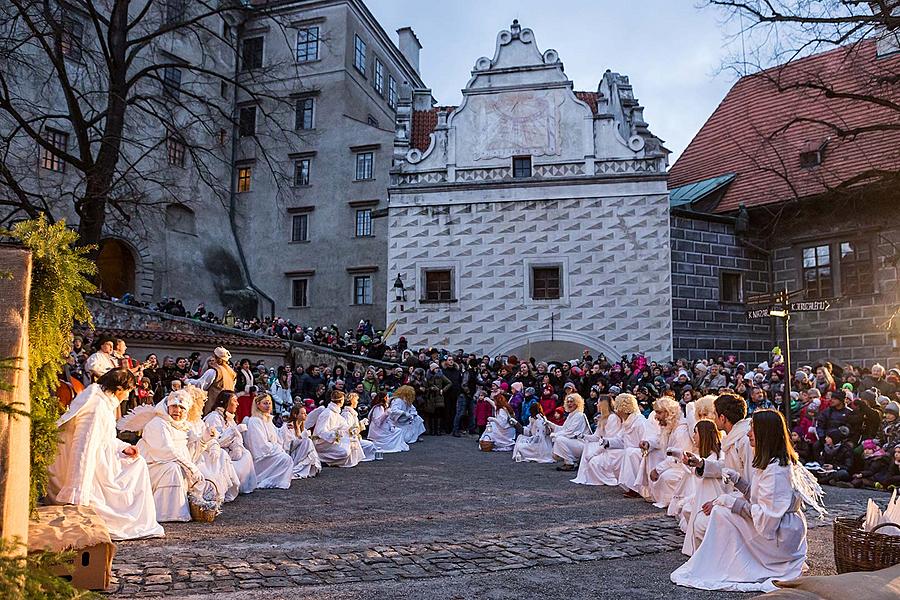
0,245,32,553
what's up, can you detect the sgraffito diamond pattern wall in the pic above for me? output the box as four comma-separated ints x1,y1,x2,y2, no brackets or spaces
387,195,673,357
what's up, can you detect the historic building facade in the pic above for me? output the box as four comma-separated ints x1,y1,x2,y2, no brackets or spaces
387,21,672,360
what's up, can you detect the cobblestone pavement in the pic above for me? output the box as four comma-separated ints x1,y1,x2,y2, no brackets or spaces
107,436,877,599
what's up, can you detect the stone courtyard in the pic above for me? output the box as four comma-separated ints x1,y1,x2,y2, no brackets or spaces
109,436,874,600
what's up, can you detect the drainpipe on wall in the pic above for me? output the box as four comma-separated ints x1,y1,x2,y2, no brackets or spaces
227,19,275,319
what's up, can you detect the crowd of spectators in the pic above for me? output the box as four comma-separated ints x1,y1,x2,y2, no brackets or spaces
65,315,900,493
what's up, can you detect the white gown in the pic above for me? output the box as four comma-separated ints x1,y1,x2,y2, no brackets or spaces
342,407,376,462
366,404,409,453
279,425,322,478
548,411,592,464
512,414,554,463
671,462,808,592
187,420,241,503
243,414,293,489
47,384,164,540
388,397,426,444
677,452,729,555
137,413,202,522
619,416,691,500
572,413,623,483
203,409,257,495
574,411,646,486
480,407,517,452
313,403,358,468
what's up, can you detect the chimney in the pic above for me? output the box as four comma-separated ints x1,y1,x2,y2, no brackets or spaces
397,27,422,75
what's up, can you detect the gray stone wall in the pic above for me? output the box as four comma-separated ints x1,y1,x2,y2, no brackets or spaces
670,212,771,363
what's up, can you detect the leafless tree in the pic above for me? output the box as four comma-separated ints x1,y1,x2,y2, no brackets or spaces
0,0,306,247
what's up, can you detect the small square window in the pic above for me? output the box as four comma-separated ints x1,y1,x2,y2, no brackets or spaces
353,275,372,305
291,214,309,242
237,166,252,193
238,106,256,137
295,97,314,130
532,266,560,300
296,26,319,62
355,209,372,237
354,35,367,75
241,36,264,71
293,159,310,186
424,270,453,302
355,152,374,180
292,278,309,307
719,271,743,304
40,129,68,172
513,156,532,178
163,67,182,99
166,135,186,167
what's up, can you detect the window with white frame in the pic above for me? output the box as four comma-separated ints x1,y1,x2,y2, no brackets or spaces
355,151,373,180
353,35,366,74
388,76,397,109
353,275,372,305
296,26,319,62
374,59,385,95
355,209,372,237
291,278,309,307
40,129,68,172
291,214,309,242
293,158,310,186
295,97,314,130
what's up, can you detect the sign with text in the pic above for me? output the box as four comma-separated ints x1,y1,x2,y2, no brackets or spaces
789,299,832,312
746,307,773,319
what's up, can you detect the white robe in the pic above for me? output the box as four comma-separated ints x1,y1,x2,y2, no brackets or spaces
243,414,293,489
137,414,202,522
480,407,516,452
47,384,163,540
671,462,808,592
572,413,624,483
187,420,241,502
279,425,322,478
574,411,646,486
342,407,376,462
512,415,554,463
203,409,257,495
388,398,426,444
619,416,691,500
677,452,729,555
548,411,592,464
366,405,409,453
313,403,358,468
647,423,693,508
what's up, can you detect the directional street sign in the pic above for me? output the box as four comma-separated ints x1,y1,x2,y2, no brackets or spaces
789,299,832,313
746,307,773,319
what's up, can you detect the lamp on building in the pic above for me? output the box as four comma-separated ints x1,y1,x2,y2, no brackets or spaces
393,274,407,304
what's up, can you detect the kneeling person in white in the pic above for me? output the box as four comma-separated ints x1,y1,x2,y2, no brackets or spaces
343,392,376,462
620,397,691,501
573,393,645,485
513,403,554,463
479,393,518,452
243,392,293,489
313,391,358,468
48,368,164,540
281,405,322,478
548,392,592,470
203,390,257,495
671,409,824,593
136,390,204,522
366,392,409,453
389,385,426,444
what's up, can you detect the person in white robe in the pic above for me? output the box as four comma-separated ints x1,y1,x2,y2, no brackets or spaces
48,368,164,540
548,393,592,470
389,385,426,444
683,392,754,546
136,389,204,522
280,405,322,478
313,391,358,468
675,419,727,555
83,338,119,381
512,404,554,463
479,394,518,452
573,393,645,485
203,390,257,494
343,393,376,462
243,392,293,489
671,409,824,593
366,392,409,453
572,395,622,481
684,394,717,436
184,385,241,502
619,397,691,501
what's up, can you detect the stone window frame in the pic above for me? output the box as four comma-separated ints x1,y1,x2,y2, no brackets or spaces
241,35,265,71
523,256,570,306
512,155,532,178
286,269,315,308
794,235,877,300
354,151,374,181
417,260,461,304
719,270,744,305
296,25,320,63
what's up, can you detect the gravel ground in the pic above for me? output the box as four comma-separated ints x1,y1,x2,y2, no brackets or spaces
113,434,876,599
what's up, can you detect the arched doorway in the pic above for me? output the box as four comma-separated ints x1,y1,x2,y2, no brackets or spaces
96,238,136,298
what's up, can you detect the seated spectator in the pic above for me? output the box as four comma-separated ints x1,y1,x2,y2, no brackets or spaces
816,427,853,486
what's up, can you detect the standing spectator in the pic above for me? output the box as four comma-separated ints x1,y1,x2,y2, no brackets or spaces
84,338,118,381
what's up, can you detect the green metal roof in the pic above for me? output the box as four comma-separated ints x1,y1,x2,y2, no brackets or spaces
669,173,735,207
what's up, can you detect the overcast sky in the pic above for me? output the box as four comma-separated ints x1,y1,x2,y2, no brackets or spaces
368,0,738,161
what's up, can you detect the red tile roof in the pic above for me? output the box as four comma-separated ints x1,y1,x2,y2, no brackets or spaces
410,92,601,153
94,328,290,351
669,39,900,213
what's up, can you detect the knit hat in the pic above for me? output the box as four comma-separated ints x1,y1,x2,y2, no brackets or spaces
807,388,821,399
886,401,900,415
609,385,622,395
563,381,577,391
511,382,524,392
525,387,536,395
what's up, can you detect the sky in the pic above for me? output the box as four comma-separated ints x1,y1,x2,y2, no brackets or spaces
368,0,740,161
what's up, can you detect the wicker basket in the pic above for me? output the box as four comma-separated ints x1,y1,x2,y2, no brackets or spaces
188,479,221,523
479,439,494,452
833,516,900,573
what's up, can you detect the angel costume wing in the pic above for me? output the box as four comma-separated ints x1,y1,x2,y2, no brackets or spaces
117,404,159,433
